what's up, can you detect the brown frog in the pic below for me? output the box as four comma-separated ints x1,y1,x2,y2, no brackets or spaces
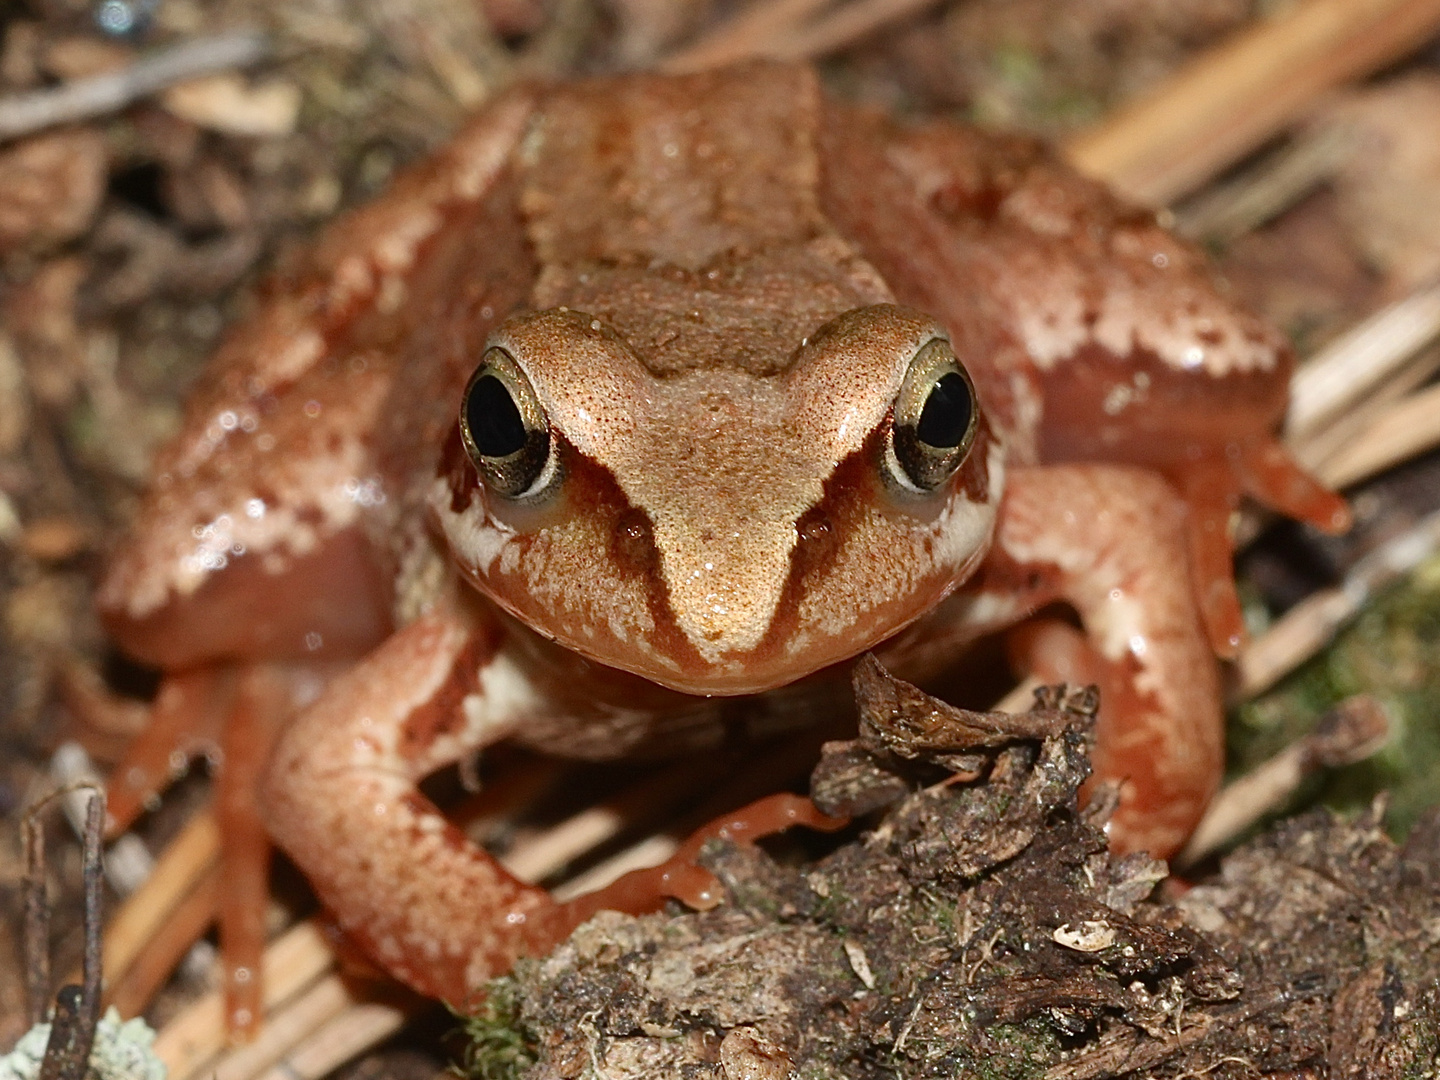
98,62,1345,1020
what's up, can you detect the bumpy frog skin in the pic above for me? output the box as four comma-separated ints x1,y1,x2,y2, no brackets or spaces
99,63,1345,1015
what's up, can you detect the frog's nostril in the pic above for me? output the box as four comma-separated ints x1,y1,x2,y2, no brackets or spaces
611,509,657,573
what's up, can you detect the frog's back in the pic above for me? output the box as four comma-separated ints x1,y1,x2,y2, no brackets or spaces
516,63,894,378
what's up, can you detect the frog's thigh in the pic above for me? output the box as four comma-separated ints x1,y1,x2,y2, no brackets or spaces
262,612,556,1006
989,463,1221,859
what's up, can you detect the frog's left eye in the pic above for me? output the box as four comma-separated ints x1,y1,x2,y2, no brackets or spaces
886,337,979,493
460,347,554,498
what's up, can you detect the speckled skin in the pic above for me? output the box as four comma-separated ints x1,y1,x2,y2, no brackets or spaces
100,63,1343,1009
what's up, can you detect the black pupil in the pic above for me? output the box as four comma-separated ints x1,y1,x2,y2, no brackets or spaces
467,374,527,457
916,372,972,448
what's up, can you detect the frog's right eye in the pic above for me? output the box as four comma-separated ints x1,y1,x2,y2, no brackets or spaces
885,336,979,493
460,347,554,498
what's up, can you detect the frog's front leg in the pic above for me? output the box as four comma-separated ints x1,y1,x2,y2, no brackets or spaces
261,610,561,1004
897,463,1222,859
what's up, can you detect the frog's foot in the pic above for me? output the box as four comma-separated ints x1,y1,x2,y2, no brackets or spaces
1172,438,1349,659
101,663,310,1040
1235,437,1351,534
990,463,1224,859
554,794,848,932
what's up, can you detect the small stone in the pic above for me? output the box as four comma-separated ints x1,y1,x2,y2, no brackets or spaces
1053,920,1118,952
718,1027,794,1080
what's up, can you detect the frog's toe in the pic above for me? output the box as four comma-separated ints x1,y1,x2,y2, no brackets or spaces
103,667,235,835
1237,437,1352,535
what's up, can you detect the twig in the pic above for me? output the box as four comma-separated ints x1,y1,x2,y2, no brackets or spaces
1174,123,1353,243
252,997,409,1080
0,31,270,143
1177,695,1390,866
1313,380,1440,491
1232,508,1440,702
1291,347,1440,476
206,975,365,1080
22,808,49,1025
36,986,89,1080
107,866,222,1019
777,0,947,61
79,794,104,1041
1064,0,1440,206
32,789,106,1080
662,0,833,72
155,921,336,1080
1286,278,1440,441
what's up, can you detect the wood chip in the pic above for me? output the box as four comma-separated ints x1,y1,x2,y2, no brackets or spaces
161,74,300,137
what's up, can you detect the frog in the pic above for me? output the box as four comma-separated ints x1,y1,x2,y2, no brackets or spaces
96,62,1347,1020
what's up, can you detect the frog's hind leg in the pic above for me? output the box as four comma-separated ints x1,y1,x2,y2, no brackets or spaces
1171,439,1349,658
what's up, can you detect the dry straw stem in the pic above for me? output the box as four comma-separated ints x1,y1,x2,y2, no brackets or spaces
662,0,943,72
1177,695,1391,866
1232,507,1440,702
1287,279,1440,441
100,808,219,994
155,921,335,1080
107,867,221,1019
0,32,269,143
1315,381,1440,490
1293,347,1440,480
1065,0,1440,206
1173,123,1354,244
251,998,407,1080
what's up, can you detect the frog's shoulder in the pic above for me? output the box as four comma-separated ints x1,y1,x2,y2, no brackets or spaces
814,93,1293,458
99,89,541,664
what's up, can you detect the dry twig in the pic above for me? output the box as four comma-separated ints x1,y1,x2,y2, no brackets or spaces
1065,0,1440,205
1177,695,1391,866
0,32,269,143
662,0,944,72
1286,278,1440,441
101,809,220,996
1233,508,1440,702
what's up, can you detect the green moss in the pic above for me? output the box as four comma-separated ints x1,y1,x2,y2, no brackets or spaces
1231,553,1440,839
455,978,536,1080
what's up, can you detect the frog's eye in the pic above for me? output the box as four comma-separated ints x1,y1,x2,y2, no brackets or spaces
460,346,554,498
886,337,979,493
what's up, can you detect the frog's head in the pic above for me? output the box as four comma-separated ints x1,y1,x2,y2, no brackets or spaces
432,303,1001,695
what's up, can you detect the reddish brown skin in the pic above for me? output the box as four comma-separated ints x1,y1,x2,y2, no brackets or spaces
97,64,1344,1015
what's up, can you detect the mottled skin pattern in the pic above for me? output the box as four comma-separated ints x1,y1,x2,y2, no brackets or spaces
99,63,1344,1015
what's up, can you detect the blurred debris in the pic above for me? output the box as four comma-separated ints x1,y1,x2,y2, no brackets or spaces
160,73,299,137
0,131,108,253
1325,73,1440,295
